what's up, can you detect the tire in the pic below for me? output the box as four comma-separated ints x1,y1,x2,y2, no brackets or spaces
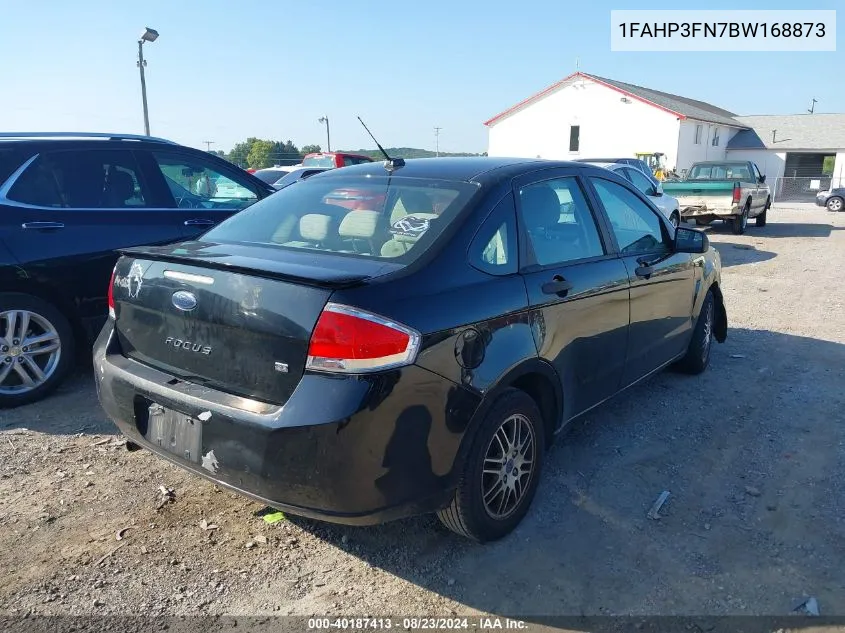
674,289,715,375
755,198,770,227
827,196,844,212
669,212,680,229
437,388,546,542
731,204,749,235
0,293,75,408
695,218,712,226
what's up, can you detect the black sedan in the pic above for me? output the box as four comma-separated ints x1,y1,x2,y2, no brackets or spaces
94,157,727,542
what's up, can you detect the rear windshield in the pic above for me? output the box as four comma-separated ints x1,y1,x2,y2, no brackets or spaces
688,163,752,181
273,168,326,188
253,169,288,184
202,175,479,263
302,155,337,167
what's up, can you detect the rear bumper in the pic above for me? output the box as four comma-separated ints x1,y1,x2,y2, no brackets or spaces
679,205,738,218
94,322,480,526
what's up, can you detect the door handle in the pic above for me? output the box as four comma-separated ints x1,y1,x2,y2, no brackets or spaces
22,222,65,231
541,275,574,296
184,219,216,226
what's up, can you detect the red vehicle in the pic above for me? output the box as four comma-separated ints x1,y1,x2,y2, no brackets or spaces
302,152,374,168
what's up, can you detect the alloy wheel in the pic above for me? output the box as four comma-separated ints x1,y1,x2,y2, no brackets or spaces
481,413,536,520
829,197,843,212
0,310,62,395
701,299,714,364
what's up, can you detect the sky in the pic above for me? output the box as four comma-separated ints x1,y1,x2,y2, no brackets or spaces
0,1,841,154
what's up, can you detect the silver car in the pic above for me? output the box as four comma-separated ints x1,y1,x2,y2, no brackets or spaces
587,162,681,228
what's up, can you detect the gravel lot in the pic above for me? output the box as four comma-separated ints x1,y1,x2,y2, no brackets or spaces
1,207,844,621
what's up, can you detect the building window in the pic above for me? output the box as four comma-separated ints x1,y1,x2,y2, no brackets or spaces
569,125,580,152
694,124,703,145
712,128,720,147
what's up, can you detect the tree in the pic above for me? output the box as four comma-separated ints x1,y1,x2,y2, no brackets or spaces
301,144,321,155
246,140,275,169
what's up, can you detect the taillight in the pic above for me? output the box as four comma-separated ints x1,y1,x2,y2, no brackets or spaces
107,266,117,319
306,303,421,373
732,183,741,204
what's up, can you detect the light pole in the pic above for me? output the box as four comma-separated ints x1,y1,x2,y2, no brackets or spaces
318,116,331,152
137,27,159,136
434,126,442,157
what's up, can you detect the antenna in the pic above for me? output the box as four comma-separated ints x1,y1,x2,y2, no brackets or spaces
434,126,442,157
357,116,404,171
808,98,818,114
575,57,580,71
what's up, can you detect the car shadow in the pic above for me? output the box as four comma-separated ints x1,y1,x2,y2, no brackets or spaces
696,220,842,239
287,328,845,620
0,369,116,435
711,242,776,268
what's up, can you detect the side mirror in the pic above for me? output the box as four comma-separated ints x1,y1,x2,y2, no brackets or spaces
674,226,709,254
759,174,766,183
652,183,664,197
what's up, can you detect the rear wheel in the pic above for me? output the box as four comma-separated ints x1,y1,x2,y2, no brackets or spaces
437,388,545,542
0,293,75,408
731,204,749,235
755,198,770,227
674,289,715,375
827,196,844,212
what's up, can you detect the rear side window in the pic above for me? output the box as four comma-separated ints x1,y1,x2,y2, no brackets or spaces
7,149,149,208
202,175,479,264
302,155,337,168
470,194,518,275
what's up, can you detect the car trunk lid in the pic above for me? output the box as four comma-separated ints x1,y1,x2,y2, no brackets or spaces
112,241,400,405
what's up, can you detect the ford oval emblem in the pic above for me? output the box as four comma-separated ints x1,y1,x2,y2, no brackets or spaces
171,290,198,312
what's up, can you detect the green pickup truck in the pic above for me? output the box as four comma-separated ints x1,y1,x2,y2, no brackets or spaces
662,160,771,235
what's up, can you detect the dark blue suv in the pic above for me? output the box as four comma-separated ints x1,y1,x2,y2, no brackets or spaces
0,133,275,407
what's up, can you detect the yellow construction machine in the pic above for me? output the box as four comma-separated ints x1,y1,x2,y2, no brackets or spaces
635,152,670,181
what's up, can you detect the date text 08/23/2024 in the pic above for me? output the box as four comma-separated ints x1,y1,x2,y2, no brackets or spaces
307,617,528,630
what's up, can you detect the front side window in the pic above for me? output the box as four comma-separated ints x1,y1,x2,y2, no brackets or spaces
518,177,605,267
150,152,259,210
202,175,479,264
590,178,669,255
7,149,148,208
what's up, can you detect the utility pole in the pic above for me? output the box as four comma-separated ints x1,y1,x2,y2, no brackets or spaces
137,27,159,136
434,127,442,157
318,116,331,152
203,141,214,152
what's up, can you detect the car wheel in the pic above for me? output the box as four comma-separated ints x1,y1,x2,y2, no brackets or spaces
755,199,769,227
695,218,712,226
827,196,844,212
670,212,680,229
437,388,545,542
674,289,715,375
0,293,75,408
731,205,749,235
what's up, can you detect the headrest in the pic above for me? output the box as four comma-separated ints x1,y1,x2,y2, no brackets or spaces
299,214,332,241
520,185,561,229
339,210,379,239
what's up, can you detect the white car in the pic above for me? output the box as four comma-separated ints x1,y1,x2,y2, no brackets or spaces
588,162,681,228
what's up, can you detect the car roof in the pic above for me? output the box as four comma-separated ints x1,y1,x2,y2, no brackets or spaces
314,156,608,184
